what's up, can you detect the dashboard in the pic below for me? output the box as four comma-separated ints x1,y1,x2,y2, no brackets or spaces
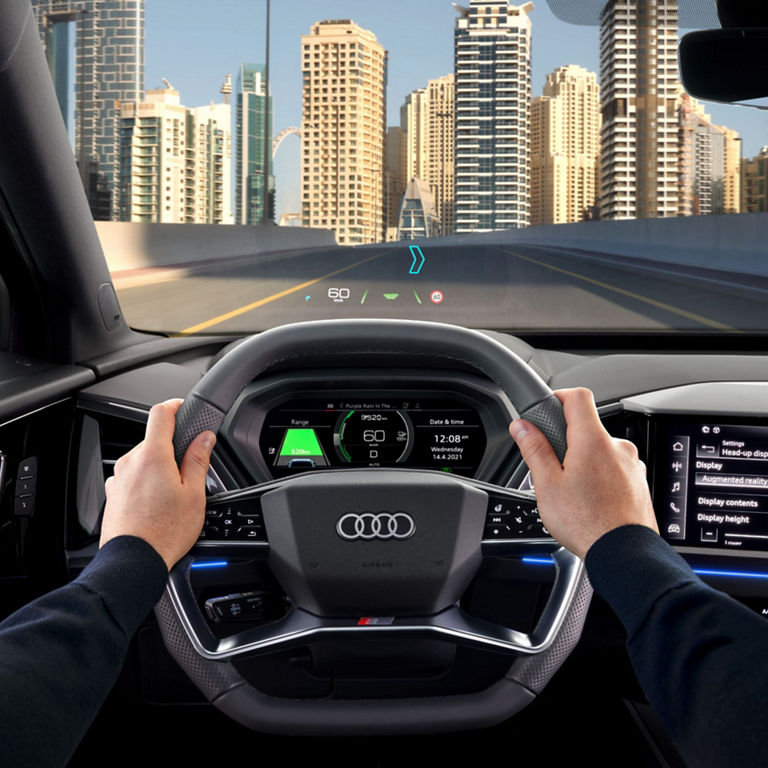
69,350,768,607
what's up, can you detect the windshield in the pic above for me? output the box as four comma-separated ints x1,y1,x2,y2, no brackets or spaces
29,0,768,335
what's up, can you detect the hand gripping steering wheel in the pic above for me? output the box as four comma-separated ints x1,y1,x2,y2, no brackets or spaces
155,319,592,735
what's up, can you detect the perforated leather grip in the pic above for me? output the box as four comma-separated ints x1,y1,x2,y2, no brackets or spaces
172,394,225,466
519,394,568,464
507,569,592,693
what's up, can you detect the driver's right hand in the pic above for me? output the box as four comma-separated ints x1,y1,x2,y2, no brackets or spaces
509,387,658,560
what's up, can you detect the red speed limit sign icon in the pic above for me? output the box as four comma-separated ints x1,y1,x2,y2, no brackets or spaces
430,290,444,304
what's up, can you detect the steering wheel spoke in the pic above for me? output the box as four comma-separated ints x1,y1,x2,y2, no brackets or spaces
168,544,582,660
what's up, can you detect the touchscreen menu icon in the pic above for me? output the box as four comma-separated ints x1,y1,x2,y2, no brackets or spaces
665,435,689,540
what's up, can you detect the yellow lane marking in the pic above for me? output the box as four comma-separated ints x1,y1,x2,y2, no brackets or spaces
175,249,393,336
500,248,739,332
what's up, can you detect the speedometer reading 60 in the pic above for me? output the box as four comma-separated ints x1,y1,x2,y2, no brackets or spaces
334,410,413,465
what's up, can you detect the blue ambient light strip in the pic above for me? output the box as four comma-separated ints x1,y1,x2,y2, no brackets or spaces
520,556,768,581
692,568,768,580
190,560,229,570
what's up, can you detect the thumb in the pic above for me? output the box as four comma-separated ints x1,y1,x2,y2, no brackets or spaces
180,431,216,487
509,419,561,487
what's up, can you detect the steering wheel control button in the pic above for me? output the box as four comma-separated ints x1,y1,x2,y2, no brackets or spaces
237,525,264,539
14,456,38,517
16,478,34,495
17,457,37,479
204,592,271,623
485,495,549,540
201,497,267,540
14,495,35,517
484,523,512,539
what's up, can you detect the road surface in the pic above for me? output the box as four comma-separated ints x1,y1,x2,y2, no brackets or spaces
113,243,768,336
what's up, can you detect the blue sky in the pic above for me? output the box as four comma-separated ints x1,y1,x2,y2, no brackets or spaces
145,0,767,219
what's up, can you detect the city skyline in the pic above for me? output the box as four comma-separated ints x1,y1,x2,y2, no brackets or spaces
32,0,766,233
144,0,766,221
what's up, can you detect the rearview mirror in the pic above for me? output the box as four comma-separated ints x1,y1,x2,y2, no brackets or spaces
680,29,768,103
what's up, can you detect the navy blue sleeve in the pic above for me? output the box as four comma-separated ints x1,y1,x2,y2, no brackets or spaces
586,525,767,768
0,535,168,768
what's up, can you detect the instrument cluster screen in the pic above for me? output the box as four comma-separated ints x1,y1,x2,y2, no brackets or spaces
656,419,768,552
260,397,486,478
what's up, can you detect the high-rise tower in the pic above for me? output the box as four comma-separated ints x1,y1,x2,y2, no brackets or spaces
678,92,741,216
400,75,456,236
384,127,404,240
454,1,533,232
119,85,232,225
235,64,273,225
742,148,768,214
31,0,145,221
301,20,387,245
531,66,601,225
599,0,679,220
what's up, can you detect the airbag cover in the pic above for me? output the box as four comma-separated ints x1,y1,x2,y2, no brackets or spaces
261,471,486,617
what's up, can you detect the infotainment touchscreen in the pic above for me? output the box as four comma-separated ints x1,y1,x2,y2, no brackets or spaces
656,420,768,552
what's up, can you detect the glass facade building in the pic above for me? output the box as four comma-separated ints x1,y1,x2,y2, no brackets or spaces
32,0,145,221
397,177,440,240
235,63,273,225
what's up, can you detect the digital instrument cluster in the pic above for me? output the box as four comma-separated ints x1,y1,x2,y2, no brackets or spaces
655,417,768,553
259,397,487,477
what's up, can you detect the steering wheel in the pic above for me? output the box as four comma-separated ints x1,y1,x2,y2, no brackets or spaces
155,319,592,735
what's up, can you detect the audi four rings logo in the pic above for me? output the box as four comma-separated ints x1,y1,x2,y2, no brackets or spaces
336,512,416,541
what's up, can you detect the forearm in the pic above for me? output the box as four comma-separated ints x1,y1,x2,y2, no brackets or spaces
587,525,766,767
0,536,167,767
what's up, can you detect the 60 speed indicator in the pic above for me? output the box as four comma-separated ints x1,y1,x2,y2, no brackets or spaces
334,410,414,464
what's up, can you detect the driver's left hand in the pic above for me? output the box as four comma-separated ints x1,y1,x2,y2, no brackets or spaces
100,399,216,570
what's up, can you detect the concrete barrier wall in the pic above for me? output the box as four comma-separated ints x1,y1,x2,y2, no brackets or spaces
425,212,768,278
95,222,337,273
98,215,768,280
